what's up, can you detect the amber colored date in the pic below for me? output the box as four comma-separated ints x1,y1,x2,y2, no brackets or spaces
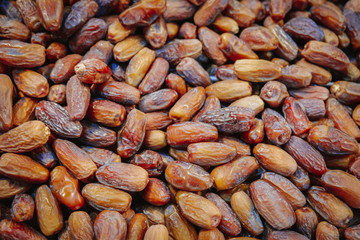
94,210,127,240
50,166,84,211
53,139,97,182
295,207,318,239
13,97,37,126
86,99,126,127
0,40,46,68
231,191,264,236
187,142,236,166
176,191,221,229
164,204,197,240
68,211,94,240
206,80,252,103
139,57,169,95
0,178,30,200
0,74,13,131
316,221,339,240
0,153,49,184
169,86,206,122
260,81,289,108
36,185,63,236
12,69,49,98
82,183,131,212
211,156,259,190
127,213,149,240
165,161,214,192
141,178,171,206
119,0,166,27
253,143,297,176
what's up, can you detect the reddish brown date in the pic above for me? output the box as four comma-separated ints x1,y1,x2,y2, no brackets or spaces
50,54,82,84
141,178,171,206
282,97,311,136
166,121,218,148
96,162,149,192
66,75,90,121
74,59,111,84
36,0,64,32
284,136,327,176
79,121,116,148
96,80,140,105
0,219,46,240
117,109,146,158
11,194,35,222
250,180,296,230
0,74,13,131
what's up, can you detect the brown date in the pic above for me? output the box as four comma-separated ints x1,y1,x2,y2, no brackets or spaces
86,99,126,128
0,219,46,240
36,0,64,32
96,80,140,105
231,191,264,236
295,207,318,239
127,213,149,240
206,193,242,236
164,204,197,240
50,54,82,84
0,178,30,200
282,97,311,136
79,121,116,148
316,221,339,240
12,69,49,99
307,186,353,228
141,178,171,206
187,142,236,166
12,97,37,126
16,0,42,32
35,101,83,138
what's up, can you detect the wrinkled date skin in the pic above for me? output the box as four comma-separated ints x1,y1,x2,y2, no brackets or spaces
250,180,296,230
165,161,214,192
66,75,90,121
10,194,35,222
96,162,149,192
0,40,46,68
117,109,147,158
82,183,132,212
94,210,127,240
35,101,83,138
0,219,46,240
74,59,111,84
0,178,30,200
0,74,13,131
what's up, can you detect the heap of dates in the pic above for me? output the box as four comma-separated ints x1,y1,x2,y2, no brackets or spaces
1,0,360,239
